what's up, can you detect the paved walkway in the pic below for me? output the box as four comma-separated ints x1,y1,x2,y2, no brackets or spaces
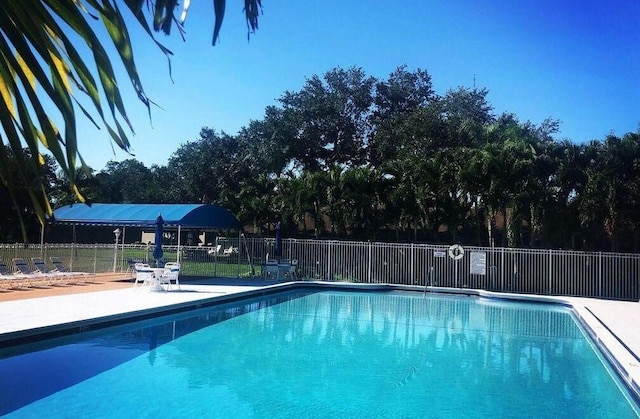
0,277,284,341
0,279,639,399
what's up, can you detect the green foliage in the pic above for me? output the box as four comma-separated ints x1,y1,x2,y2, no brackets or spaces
278,67,375,171
0,146,57,241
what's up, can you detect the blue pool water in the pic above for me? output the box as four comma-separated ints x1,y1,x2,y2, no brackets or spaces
1,290,639,418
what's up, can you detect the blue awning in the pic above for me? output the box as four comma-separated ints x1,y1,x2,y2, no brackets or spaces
51,203,239,229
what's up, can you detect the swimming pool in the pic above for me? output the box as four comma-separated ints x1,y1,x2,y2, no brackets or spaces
1,290,639,418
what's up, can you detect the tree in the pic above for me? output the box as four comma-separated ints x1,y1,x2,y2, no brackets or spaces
384,156,430,241
440,86,494,148
275,172,328,238
236,109,293,178
50,165,102,207
234,172,277,234
338,167,386,239
0,0,262,240
579,134,640,251
95,159,156,203
463,115,535,247
0,146,58,242
550,140,587,249
279,67,375,171
519,118,561,248
166,128,240,204
368,66,436,167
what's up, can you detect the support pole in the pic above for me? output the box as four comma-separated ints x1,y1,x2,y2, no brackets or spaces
112,228,121,272
121,226,126,270
40,224,45,257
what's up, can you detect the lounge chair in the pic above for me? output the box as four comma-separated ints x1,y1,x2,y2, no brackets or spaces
50,257,92,283
0,259,30,288
12,258,45,286
223,246,237,256
0,259,12,276
0,260,9,288
161,262,181,290
31,257,71,285
207,244,222,255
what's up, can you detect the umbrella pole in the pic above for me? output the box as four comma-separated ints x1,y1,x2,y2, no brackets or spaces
177,225,182,263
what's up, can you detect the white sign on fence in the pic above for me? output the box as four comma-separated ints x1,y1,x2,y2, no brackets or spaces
434,251,447,258
470,251,487,275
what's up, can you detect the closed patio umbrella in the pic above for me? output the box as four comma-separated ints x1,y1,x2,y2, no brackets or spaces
274,221,282,260
153,215,164,267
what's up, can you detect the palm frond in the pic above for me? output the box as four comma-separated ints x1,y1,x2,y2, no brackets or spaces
0,0,263,242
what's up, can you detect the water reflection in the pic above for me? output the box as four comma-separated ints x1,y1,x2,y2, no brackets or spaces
156,292,616,417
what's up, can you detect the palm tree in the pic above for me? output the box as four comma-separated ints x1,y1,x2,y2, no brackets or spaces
279,171,329,238
340,167,385,240
383,157,428,241
552,140,587,249
0,0,262,240
465,117,535,247
580,134,640,251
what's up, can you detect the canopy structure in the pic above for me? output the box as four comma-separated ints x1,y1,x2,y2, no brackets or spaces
48,204,239,263
51,203,239,229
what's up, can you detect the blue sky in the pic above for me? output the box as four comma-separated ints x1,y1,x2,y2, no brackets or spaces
75,0,640,171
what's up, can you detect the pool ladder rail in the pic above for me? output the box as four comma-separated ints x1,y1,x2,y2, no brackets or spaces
423,266,435,297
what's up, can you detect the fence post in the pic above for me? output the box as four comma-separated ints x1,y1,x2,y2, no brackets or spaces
368,241,372,282
70,242,75,271
500,247,505,292
93,243,97,273
216,238,221,277
410,243,415,284
598,251,602,298
327,241,332,281
548,249,552,295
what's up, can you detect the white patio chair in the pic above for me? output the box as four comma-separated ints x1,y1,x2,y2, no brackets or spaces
162,262,181,290
262,259,279,279
287,259,299,279
134,263,155,289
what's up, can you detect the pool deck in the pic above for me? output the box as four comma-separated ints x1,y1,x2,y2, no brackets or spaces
0,278,639,398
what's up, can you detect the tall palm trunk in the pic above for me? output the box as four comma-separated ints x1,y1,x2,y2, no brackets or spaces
487,210,496,247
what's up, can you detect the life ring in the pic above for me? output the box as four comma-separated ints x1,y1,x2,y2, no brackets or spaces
448,244,464,260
